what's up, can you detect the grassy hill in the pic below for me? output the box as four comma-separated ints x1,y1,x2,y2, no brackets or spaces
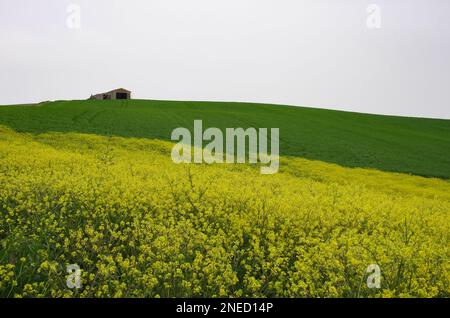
1,100,449,298
0,99,449,178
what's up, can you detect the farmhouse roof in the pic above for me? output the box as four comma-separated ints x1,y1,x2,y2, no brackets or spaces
106,88,132,93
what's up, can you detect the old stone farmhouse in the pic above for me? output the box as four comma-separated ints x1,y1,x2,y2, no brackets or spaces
91,88,132,100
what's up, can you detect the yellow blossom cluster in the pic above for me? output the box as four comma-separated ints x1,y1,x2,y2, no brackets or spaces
0,126,448,297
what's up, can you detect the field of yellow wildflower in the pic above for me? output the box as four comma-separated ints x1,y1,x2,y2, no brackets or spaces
0,125,449,298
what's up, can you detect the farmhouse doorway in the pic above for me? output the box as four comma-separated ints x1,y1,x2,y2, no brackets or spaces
116,93,129,100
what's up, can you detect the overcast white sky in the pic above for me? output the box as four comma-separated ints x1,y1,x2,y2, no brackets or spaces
0,0,449,118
